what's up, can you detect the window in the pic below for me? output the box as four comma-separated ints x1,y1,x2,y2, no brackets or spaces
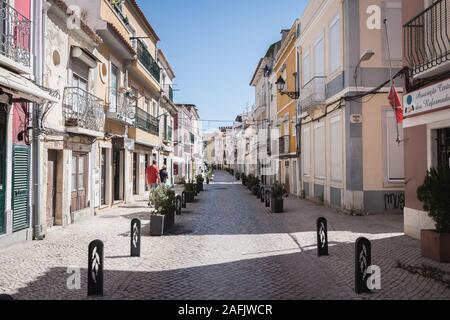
314,35,325,77
384,111,404,181
144,98,150,114
330,116,343,182
302,53,310,85
303,127,311,176
314,122,326,179
152,100,158,117
384,3,402,61
329,16,341,73
72,73,88,113
110,64,118,112
436,128,450,168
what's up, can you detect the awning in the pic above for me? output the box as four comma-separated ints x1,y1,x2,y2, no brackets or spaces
71,46,99,69
0,67,59,104
172,156,186,164
97,22,136,60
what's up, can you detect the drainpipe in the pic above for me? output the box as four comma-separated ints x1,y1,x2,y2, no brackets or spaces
32,0,46,240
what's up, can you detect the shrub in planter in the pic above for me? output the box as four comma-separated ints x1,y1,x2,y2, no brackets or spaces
271,182,288,213
150,185,176,236
184,181,196,203
417,166,450,263
196,174,204,192
247,174,256,191
241,173,247,186
235,172,241,181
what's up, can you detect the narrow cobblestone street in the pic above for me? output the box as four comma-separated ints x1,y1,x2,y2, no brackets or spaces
0,171,449,300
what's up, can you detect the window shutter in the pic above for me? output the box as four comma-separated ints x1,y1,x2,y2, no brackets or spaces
12,145,30,232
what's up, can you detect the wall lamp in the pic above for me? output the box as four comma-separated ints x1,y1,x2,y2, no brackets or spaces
354,50,375,86
276,76,300,100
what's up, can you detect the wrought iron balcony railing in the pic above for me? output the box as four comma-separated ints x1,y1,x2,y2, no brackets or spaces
299,76,327,113
63,87,106,133
136,40,161,83
0,0,31,67
279,135,291,155
404,0,450,77
107,90,136,124
134,106,159,135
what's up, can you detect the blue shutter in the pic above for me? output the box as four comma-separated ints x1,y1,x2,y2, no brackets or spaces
12,145,30,232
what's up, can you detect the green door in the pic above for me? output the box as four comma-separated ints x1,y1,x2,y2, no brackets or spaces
12,145,30,232
0,109,5,234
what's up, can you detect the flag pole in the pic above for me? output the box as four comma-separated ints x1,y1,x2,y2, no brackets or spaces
384,18,401,144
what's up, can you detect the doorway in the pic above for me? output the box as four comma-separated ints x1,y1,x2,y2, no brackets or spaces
113,150,122,201
285,160,290,194
0,107,6,234
133,153,138,195
101,148,107,205
46,150,58,227
71,153,88,213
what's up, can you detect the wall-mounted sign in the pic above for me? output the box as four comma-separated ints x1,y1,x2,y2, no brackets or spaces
350,114,362,124
404,78,450,117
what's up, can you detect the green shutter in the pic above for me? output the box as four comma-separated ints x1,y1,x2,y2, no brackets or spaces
12,145,30,232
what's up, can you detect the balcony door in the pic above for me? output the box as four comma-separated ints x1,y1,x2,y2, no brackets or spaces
72,73,88,114
110,65,118,113
71,153,88,213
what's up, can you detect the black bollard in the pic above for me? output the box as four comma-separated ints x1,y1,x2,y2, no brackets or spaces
181,192,187,208
88,240,104,296
260,187,265,203
130,219,141,257
175,195,182,215
265,190,271,208
355,237,372,294
317,217,329,256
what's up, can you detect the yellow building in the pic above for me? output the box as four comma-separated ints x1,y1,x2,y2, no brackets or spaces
273,22,299,195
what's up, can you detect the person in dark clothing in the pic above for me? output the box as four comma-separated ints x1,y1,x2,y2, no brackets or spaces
159,166,168,184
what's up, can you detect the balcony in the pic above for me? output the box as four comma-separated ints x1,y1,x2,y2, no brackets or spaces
404,0,450,78
136,40,160,83
299,76,327,115
134,106,159,136
107,91,136,125
279,135,291,156
0,0,31,72
63,87,106,137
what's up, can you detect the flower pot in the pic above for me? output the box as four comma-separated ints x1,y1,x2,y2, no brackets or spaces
271,197,283,213
150,215,165,236
421,230,450,263
197,182,204,192
185,191,195,203
260,187,265,203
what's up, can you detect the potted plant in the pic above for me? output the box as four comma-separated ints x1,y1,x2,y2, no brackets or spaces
184,181,196,203
241,173,247,186
247,174,256,192
150,185,176,236
417,166,450,263
235,172,241,181
196,174,204,192
271,182,288,213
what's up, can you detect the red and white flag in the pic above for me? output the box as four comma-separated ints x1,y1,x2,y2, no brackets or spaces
388,84,403,124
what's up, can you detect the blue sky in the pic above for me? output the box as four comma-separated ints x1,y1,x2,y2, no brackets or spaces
137,0,307,131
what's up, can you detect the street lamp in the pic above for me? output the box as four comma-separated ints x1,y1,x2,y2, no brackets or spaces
354,50,375,86
276,75,299,100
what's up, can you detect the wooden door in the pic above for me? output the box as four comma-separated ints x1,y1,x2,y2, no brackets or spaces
71,153,87,213
101,148,106,205
46,151,57,227
0,108,6,234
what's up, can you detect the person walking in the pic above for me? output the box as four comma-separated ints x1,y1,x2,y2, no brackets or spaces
146,160,160,189
159,165,168,185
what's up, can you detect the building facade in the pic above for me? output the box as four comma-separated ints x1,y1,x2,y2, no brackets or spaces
274,24,299,195
297,0,405,214
402,0,450,239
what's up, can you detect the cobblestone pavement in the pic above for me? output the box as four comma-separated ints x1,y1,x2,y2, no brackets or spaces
0,171,449,300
